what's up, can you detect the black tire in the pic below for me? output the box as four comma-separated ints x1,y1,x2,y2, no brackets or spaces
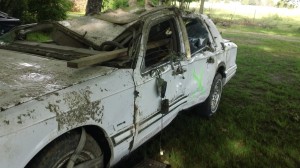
198,73,223,117
27,129,103,168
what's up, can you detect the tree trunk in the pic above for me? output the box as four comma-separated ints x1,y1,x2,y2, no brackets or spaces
199,0,205,14
129,0,137,7
145,0,152,8
85,0,102,16
179,0,185,9
158,0,162,5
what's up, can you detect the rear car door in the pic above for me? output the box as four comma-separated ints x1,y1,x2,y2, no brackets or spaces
182,16,219,107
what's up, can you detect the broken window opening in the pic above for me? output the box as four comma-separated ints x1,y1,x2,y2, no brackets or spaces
144,18,180,69
184,18,211,55
100,22,142,69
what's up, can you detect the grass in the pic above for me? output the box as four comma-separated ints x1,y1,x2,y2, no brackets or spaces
210,14,300,38
116,11,300,168
202,4,300,38
26,32,51,42
67,11,84,19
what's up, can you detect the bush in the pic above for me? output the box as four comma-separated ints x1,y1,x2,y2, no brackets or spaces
102,0,147,11
103,0,128,10
0,0,72,23
28,0,72,21
0,0,28,21
22,11,37,23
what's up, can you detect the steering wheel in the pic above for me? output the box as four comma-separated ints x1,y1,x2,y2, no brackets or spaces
100,41,124,51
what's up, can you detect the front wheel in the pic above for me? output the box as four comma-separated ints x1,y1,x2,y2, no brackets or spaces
198,73,223,117
26,129,104,168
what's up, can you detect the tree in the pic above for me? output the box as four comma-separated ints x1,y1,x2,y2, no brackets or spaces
86,0,102,15
145,0,149,9
28,0,72,21
0,0,71,23
179,0,185,9
0,0,28,19
277,0,299,8
199,0,205,14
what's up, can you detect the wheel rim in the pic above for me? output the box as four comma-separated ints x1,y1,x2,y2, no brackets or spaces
211,78,222,113
53,150,102,168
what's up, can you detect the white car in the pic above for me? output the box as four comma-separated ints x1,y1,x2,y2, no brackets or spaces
0,7,237,168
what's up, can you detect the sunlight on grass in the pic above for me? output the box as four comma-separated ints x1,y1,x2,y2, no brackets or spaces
227,140,250,156
164,148,184,167
259,46,273,52
67,12,84,19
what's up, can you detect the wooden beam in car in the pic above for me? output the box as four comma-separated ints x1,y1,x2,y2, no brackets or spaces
67,39,169,68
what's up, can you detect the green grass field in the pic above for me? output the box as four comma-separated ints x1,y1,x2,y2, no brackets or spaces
116,11,300,168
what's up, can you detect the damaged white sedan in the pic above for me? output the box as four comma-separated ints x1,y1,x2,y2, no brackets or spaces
0,7,237,168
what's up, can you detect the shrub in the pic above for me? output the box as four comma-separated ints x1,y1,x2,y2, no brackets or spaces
28,0,72,21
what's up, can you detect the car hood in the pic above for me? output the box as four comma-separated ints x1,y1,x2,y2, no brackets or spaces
0,49,117,111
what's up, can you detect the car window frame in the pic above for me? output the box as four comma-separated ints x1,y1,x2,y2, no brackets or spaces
140,15,182,75
183,16,215,57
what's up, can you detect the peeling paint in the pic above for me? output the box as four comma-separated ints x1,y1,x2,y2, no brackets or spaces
16,109,36,124
46,88,104,130
3,120,9,125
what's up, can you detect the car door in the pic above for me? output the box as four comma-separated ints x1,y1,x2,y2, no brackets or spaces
182,16,219,108
131,15,188,149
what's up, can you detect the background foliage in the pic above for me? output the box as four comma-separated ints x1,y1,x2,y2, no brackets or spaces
1,0,299,23
0,0,72,23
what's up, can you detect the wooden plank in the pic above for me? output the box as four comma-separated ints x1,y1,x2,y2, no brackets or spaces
67,48,127,68
15,41,102,55
67,39,169,68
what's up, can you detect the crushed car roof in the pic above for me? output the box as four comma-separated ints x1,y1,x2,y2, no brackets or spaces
57,7,177,45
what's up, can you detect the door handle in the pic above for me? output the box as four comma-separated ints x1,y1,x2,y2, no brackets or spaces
207,57,215,64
